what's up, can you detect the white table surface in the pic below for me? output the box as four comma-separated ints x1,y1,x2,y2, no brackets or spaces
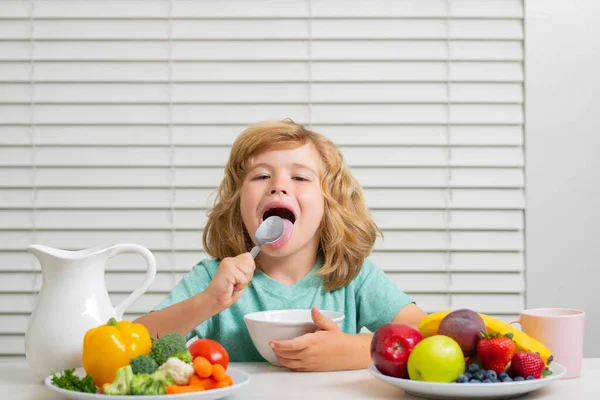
1,359,598,399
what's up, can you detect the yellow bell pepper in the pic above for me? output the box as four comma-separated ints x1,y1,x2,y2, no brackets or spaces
82,318,152,387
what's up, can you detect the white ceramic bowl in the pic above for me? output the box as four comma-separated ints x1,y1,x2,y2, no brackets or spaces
244,309,345,366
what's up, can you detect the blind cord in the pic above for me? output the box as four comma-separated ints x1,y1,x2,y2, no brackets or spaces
28,0,38,311
307,0,313,129
444,0,453,310
167,0,176,289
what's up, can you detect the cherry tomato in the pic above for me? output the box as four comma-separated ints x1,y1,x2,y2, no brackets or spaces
188,338,229,369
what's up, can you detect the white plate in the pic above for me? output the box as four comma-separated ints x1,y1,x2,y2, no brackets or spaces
368,362,566,400
44,366,251,400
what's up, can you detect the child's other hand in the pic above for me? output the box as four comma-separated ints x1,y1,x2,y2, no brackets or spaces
205,253,255,311
269,306,352,372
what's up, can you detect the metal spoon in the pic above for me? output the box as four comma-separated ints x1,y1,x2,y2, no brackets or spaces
250,216,285,259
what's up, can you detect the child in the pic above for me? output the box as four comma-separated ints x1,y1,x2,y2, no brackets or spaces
135,120,427,372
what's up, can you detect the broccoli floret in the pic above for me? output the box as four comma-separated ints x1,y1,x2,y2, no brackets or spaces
173,349,192,364
150,333,188,366
102,365,133,395
130,354,158,375
130,370,173,395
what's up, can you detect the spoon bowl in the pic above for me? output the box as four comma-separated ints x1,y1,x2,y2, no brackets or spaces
250,216,285,258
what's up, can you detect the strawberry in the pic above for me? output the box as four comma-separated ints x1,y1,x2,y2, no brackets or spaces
476,331,515,374
510,351,546,379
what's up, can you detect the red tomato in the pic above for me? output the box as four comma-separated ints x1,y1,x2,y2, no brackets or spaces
188,339,229,369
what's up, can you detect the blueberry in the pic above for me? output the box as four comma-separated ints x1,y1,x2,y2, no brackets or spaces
469,379,482,383
474,370,486,381
464,372,473,380
468,364,480,373
526,376,536,380
456,374,469,383
502,377,513,382
514,376,525,381
499,372,509,380
482,379,493,383
485,370,498,381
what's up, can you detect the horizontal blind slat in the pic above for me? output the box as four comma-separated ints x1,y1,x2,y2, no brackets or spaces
0,271,524,298
0,251,206,273
312,41,523,61
0,104,523,124
312,0,522,18
0,147,525,167
0,19,523,40
0,189,525,209
0,210,523,230
311,104,523,124
0,125,524,146
0,104,311,124
312,19,523,39
411,293,523,314
0,0,523,19
0,167,524,189
0,335,25,355
386,272,524,293
0,310,524,338
369,252,524,272
0,251,523,273
0,231,523,252
312,61,523,82
0,61,523,83
0,83,523,103
449,0,523,18
0,292,523,317
0,40,523,62
0,315,28,334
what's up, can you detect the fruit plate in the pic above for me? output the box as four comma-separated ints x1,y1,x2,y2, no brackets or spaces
44,367,251,400
368,362,566,400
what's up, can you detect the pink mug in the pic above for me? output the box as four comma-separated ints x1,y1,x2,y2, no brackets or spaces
511,308,585,379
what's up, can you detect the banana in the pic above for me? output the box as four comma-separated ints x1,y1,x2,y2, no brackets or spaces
418,310,554,367
418,310,452,338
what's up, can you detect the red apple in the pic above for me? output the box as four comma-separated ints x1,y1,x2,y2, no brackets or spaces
370,323,423,379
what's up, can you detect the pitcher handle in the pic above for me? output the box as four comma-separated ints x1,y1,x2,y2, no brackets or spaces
109,244,157,319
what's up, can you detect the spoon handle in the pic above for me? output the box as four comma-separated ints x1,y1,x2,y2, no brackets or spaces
250,245,261,259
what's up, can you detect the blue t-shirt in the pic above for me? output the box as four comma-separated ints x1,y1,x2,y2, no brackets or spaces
153,257,413,362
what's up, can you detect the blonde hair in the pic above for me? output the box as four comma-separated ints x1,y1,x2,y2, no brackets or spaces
202,120,383,291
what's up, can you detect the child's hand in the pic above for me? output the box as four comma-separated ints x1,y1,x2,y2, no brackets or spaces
269,307,358,372
204,253,255,312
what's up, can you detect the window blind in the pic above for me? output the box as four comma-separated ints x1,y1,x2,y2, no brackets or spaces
0,0,525,359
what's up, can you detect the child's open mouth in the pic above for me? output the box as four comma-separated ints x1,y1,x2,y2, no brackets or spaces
261,203,296,248
263,207,296,224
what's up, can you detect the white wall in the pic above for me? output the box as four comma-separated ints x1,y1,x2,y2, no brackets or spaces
525,0,600,357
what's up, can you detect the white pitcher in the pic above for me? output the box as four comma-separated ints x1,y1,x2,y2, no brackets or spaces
25,244,157,381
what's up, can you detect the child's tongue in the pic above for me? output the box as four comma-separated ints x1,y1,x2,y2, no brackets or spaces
269,218,293,249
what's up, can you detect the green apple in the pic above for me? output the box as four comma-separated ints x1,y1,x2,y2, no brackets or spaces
407,335,465,382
